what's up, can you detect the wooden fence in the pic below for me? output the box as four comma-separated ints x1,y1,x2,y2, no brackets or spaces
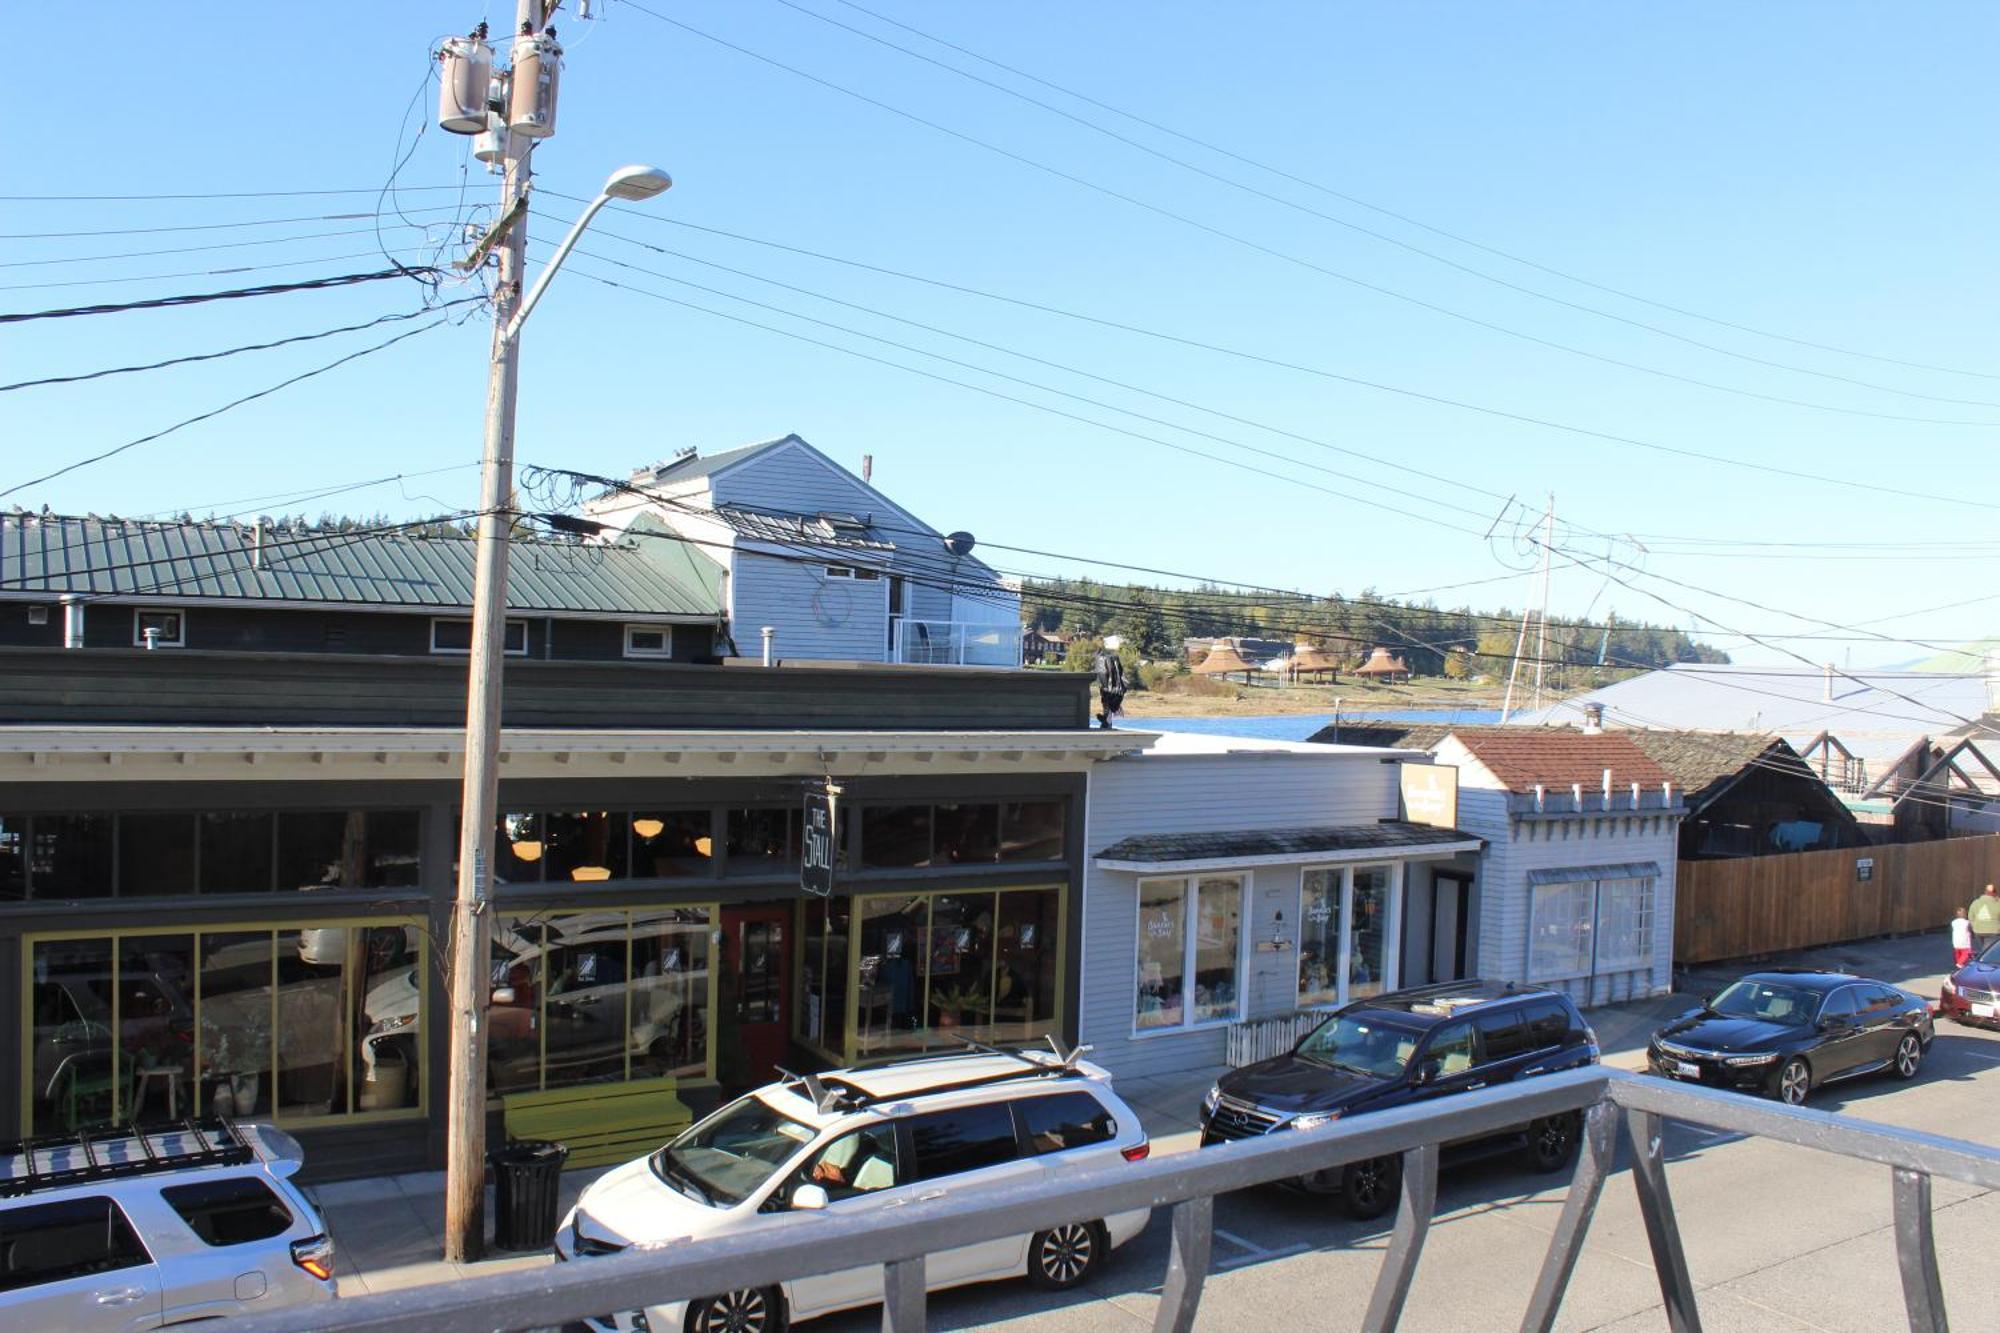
1673,834,2000,965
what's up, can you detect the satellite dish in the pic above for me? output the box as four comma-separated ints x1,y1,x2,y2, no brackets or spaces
943,530,976,557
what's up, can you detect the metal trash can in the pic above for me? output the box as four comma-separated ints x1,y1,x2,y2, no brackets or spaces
491,1139,568,1252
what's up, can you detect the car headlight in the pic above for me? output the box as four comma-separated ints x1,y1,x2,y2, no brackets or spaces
1721,1052,1779,1067
1289,1110,1341,1131
1201,1086,1221,1116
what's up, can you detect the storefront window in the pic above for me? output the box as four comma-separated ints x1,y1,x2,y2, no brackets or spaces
30,815,113,900
994,888,1060,1044
1349,868,1391,1001
198,932,274,1119
1191,877,1243,1024
630,910,710,1080
1135,880,1187,1030
1298,869,1342,1008
0,816,23,900
1528,881,1596,981
200,814,274,893
933,805,1000,864
855,895,929,1059
120,815,196,896
496,813,547,883
928,894,996,1033
862,806,933,868
631,812,712,878
488,920,545,1095
725,808,797,877
276,811,421,891
1136,876,1242,1030
999,801,1066,862
545,812,633,883
120,934,194,1127
29,938,114,1133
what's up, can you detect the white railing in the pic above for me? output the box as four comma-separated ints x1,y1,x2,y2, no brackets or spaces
892,619,1022,668
1225,1009,1331,1066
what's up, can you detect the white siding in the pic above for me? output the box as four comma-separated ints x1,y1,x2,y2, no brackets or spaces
1080,752,1403,1081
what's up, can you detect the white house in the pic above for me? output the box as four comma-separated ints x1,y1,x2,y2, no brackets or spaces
1079,733,1484,1081
585,435,1021,666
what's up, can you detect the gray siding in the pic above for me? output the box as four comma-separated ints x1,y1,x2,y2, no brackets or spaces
1080,753,1402,1081
733,552,889,664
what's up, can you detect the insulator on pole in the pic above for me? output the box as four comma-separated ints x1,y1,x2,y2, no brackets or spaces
507,30,563,139
437,35,495,135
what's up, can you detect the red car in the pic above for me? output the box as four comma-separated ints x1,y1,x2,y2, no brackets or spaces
1939,948,2000,1027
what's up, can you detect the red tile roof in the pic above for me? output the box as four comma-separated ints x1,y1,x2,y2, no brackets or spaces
1442,728,1673,794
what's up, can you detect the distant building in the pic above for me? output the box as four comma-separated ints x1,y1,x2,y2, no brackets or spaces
1352,646,1412,682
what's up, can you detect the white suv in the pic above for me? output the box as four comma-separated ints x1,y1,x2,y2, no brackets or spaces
0,1120,335,1329
554,1048,1153,1331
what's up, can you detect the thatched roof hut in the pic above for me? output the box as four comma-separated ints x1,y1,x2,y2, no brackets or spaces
1353,647,1412,680
1194,641,1263,683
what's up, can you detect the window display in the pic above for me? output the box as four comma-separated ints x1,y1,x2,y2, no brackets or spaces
1135,876,1243,1030
1297,870,1343,1008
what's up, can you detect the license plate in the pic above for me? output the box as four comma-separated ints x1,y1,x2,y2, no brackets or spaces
1974,1003,1996,1018
1673,1060,1701,1078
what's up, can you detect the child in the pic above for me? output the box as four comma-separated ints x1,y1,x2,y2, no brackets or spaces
1951,907,1974,968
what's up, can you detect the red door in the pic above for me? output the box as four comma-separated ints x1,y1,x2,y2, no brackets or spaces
722,905,792,1090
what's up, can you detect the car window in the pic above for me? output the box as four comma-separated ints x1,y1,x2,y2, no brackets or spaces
1015,1092,1116,1156
908,1103,1019,1182
1819,987,1859,1020
800,1123,902,1202
1710,980,1815,1026
1521,999,1572,1048
161,1176,293,1246
1865,985,1906,1014
1424,1021,1478,1077
1474,1010,1528,1062
0,1195,151,1292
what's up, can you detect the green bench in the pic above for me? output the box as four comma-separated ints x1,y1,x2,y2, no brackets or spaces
502,1079,693,1169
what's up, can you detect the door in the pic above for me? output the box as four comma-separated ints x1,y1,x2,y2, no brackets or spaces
722,905,791,1091
1856,985,1911,1067
1431,872,1471,983
1814,986,1871,1075
0,1195,164,1329
776,1123,909,1317
901,1104,1043,1286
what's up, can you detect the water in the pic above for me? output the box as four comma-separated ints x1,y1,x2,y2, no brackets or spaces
1131,708,1502,742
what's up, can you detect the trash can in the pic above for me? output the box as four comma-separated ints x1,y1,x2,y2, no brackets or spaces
491,1139,568,1252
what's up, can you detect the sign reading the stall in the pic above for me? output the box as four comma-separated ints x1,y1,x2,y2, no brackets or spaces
801,780,842,898
1399,762,1458,829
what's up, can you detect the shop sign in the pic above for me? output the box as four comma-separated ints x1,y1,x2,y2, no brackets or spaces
1856,857,1875,883
802,780,841,898
1400,762,1459,828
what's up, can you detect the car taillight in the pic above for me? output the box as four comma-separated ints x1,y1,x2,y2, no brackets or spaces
291,1234,334,1281
1121,1141,1150,1162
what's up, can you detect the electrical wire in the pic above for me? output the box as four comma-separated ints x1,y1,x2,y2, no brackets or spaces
128,462,484,524
0,249,439,295
0,318,454,500
0,206,470,242
0,266,440,322
0,186,471,203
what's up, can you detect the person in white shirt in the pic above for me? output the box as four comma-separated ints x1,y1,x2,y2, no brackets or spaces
1951,907,1974,967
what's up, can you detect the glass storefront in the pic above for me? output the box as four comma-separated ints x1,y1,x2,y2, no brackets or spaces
1134,876,1243,1031
25,920,425,1136
1296,864,1400,1010
809,885,1065,1064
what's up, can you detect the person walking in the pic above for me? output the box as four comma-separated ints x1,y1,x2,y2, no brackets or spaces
1093,635,1127,729
1969,884,2000,959
1951,907,1974,969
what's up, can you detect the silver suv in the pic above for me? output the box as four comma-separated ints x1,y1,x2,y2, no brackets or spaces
0,1119,335,1328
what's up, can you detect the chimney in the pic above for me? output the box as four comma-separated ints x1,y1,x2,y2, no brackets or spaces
861,454,873,483
251,516,268,571
60,595,83,649
1582,701,1604,734
1823,663,1835,704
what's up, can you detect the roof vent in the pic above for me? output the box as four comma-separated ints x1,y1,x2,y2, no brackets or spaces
1582,701,1605,734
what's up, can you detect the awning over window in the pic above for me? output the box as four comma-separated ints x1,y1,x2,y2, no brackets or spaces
1526,861,1662,886
1094,821,1482,873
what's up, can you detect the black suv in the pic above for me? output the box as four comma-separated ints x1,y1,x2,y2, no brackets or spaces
1199,981,1599,1219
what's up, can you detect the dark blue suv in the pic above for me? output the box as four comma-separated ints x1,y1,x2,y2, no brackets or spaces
1199,981,1599,1218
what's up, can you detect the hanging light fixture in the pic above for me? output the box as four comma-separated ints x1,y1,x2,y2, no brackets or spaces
570,866,611,882
633,817,665,840
511,840,543,863
694,836,712,857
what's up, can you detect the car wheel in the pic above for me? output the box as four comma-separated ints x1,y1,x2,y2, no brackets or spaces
1339,1154,1402,1221
1525,1112,1582,1173
685,1287,787,1333
1026,1221,1104,1290
1776,1057,1811,1106
1892,1032,1924,1080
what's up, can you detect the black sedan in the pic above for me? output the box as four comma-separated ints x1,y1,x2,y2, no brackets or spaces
1648,970,1933,1106
1939,945,2000,1028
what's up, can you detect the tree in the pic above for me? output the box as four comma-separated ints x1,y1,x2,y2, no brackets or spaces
1442,648,1473,680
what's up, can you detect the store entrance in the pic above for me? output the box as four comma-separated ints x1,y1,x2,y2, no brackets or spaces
719,903,792,1093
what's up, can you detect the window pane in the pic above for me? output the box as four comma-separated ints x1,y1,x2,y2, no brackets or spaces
1596,878,1655,970
30,938,114,1134
1529,882,1595,980
823,896,850,1057
201,812,274,892
488,919,546,1094
802,1123,900,1201
995,888,1060,1045
276,811,357,891
365,811,422,888
1349,867,1391,1001
276,927,354,1120
119,814,196,896
725,808,795,877
355,925,422,1112
632,908,711,1081
909,1103,1018,1181
161,1177,293,1246
632,811,712,878
856,895,930,1060
1298,870,1342,1008
799,897,829,1049
933,803,1000,864
545,811,632,884
928,894,996,1037
1474,1011,1527,1062
1018,1091,1115,1156
0,1197,149,1292
1427,1022,1477,1076
119,933,195,1128
1136,880,1187,1030
0,815,23,900
862,805,933,868
31,814,113,900
541,915,633,1090
998,800,1066,862
495,813,546,884
198,932,273,1118
1192,877,1243,1024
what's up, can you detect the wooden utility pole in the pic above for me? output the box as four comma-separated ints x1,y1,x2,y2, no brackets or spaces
445,0,543,1265
1530,496,1554,714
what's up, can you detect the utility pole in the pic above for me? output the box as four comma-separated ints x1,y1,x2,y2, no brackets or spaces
444,0,546,1265
1530,495,1554,714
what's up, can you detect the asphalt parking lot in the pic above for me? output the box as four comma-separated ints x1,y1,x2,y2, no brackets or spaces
816,1014,2000,1332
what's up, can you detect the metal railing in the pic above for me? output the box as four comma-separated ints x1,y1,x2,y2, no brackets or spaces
892,619,1023,668
230,1067,1994,1333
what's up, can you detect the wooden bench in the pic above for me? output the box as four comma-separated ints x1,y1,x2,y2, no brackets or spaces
502,1079,693,1168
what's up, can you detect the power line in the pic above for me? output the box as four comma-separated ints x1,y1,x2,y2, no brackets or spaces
0,266,440,323
129,462,484,523
0,205,468,242
624,1,2000,424
812,0,2000,391
0,185,469,202
0,318,453,500
0,249,436,295
0,300,479,393
0,223,451,270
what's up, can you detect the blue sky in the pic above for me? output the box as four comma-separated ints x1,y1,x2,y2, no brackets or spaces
6,2,1998,667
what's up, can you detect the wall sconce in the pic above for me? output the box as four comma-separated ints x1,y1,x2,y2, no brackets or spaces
633,817,665,840
1267,908,1294,952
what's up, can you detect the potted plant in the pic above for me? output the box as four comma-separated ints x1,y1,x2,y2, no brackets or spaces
930,983,989,1029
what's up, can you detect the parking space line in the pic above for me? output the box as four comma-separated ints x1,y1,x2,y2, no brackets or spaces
1210,1227,1311,1270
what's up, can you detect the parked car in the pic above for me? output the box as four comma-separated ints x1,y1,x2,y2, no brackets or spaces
1648,970,1932,1106
1939,945,2000,1028
1198,980,1600,1220
0,1119,335,1328
554,1047,1153,1332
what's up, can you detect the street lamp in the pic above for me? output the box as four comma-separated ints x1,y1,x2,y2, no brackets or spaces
445,158,671,1263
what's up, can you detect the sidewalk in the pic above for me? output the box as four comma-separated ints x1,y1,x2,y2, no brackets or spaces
308,929,1954,1298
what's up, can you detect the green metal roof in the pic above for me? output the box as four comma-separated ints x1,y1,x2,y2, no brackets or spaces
0,514,724,619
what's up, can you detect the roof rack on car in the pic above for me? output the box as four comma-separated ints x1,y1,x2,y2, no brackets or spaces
0,1117,253,1199
780,1038,1095,1116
